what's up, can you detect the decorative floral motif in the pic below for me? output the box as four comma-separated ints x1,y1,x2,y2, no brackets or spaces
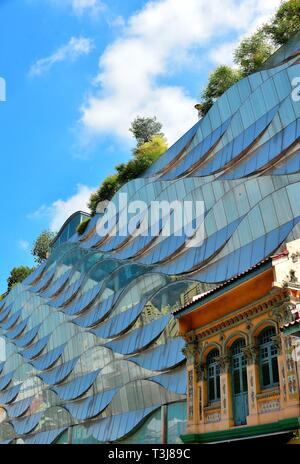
215,355,230,374
260,400,280,414
222,382,226,412
199,387,202,421
242,345,259,365
205,412,221,424
188,370,194,420
282,366,287,401
182,338,198,364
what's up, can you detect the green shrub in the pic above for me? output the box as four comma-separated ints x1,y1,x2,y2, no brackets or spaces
7,266,36,292
76,217,91,236
264,0,300,46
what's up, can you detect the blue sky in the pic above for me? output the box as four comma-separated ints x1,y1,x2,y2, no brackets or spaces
0,0,281,293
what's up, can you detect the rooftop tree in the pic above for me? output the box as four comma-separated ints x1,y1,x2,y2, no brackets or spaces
7,266,35,292
129,116,164,145
32,230,56,264
233,30,274,76
88,174,121,215
198,66,242,117
117,135,168,184
264,0,300,46
88,119,167,215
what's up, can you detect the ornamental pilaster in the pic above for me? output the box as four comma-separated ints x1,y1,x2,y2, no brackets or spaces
215,355,230,374
182,337,199,364
242,345,259,365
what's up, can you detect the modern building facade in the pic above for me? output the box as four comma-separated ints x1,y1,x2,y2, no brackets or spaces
51,212,91,251
1,34,300,444
174,239,300,443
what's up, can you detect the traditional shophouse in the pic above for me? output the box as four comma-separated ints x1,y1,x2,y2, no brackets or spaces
174,239,300,443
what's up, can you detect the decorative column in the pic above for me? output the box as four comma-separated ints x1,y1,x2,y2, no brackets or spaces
216,355,233,429
195,362,206,433
243,345,260,426
182,338,199,433
279,334,300,419
272,302,300,418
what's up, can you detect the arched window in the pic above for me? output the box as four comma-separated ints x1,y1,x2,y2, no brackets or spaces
258,327,279,389
206,349,220,403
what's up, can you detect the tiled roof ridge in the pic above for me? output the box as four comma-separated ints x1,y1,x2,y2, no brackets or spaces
173,257,272,315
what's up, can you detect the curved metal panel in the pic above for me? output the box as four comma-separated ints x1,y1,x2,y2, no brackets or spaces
105,315,171,355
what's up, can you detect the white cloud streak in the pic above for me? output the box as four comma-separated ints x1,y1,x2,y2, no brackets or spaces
18,240,30,252
29,36,94,77
210,0,281,66
46,0,106,16
72,0,105,16
80,0,281,145
29,184,94,231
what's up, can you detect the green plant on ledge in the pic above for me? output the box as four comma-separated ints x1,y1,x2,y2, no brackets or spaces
77,217,91,236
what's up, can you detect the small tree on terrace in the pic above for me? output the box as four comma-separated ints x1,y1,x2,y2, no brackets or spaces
88,175,121,215
197,65,242,117
233,30,274,76
129,116,164,146
32,230,56,264
7,266,35,292
263,0,300,46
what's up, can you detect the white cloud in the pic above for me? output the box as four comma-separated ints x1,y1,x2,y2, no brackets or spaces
210,0,281,66
29,184,94,231
210,41,240,67
71,0,105,16
107,15,126,29
80,0,281,145
29,36,94,77
18,240,30,252
45,0,106,16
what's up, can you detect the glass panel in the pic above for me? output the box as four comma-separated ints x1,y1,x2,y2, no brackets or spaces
242,367,248,392
261,363,271,388
233,370,241,395
208,378,215,402
272,357,279,385
207,349,220,402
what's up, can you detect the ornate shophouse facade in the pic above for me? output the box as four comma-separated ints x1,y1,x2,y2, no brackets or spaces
174,239,300,444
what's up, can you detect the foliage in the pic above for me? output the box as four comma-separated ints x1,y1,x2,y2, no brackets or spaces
117,135,167,184
234,30,274,76
7,266,35,292
88,174,121,215
89,1,300,215
117,155,158,185
129,116,164,146
198,66,242,117
133,134,168,159
197,2,300,116
31,230,56,264
76,217,91,236
263,0,300,46
88,133,167,215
